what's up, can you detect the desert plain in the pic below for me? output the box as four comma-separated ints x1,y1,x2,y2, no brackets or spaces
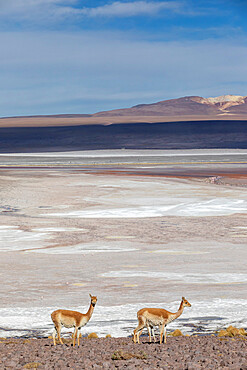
0,149,246,341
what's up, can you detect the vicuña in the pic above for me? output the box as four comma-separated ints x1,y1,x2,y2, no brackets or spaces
51,294,97,346
133,296,191,344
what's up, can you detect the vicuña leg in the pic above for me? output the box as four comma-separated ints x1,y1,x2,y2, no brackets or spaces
146,325,156,343
52,329,57,346
164,325,167,344
147,326,152,342
73,328,78,347
133,319,145,344
57,325,64,345
77,328,80,346
160,323,165,344
53,323,63,345
134,328,144,343
152,327,156,342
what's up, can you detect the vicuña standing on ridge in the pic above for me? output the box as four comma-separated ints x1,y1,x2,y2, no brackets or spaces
133,297,191,344
51,294,97,346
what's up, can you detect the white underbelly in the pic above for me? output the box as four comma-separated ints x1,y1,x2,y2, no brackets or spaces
62,322,74,329
147,318,163,326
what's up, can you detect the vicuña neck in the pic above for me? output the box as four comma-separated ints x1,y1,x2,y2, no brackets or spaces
86,302,95,319
174,301,184,319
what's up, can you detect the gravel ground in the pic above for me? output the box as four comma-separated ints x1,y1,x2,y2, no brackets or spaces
0,336,246,369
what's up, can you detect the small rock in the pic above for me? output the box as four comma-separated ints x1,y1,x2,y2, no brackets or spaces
6,360,19,367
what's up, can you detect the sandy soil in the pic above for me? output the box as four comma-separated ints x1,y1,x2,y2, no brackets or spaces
1,114,247,128
0,336,246,369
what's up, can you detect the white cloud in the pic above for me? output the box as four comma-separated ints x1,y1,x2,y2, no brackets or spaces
0,0,75,20
0,0,75,6
0,1,182,21
0,0,71,12
78,1,181,17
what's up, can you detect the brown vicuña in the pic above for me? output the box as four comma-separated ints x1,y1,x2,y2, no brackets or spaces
133,297,191,344
51,294,97,346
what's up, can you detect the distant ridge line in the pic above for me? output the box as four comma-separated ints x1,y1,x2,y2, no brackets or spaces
1,94,247,128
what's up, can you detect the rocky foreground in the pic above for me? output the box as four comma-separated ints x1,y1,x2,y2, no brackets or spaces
0,336,246,369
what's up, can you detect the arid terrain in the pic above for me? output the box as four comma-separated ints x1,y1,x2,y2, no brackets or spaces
0,336,246,369
0,149,246,342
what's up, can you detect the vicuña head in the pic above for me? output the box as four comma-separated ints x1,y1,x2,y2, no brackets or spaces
51,293,97,346
90,293,97,307
181,296,191,308
133,296,191,344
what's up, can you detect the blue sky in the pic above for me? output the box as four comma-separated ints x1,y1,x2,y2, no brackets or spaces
0,0,247,116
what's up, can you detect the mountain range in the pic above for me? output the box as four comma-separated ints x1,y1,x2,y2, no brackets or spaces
0,94,247,128
93,95,247,117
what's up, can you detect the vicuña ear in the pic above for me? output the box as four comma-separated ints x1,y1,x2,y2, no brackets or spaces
89,293,92,298
182,296,185,300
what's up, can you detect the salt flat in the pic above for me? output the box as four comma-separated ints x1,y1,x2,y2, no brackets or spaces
0,149,246,338
0,148,247,167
